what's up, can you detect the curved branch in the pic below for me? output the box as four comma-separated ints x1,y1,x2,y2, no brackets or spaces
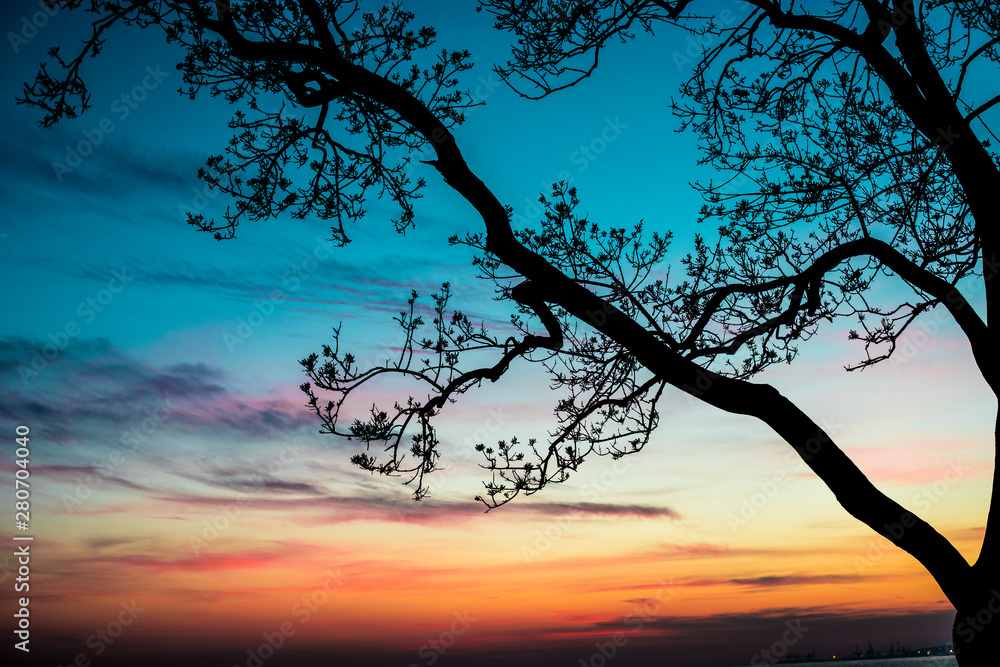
274,20,972,604
762,385,974,608
682,236,993,383
99,0,982,605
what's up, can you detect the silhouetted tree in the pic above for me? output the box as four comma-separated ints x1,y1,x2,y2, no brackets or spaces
21,1,1000,662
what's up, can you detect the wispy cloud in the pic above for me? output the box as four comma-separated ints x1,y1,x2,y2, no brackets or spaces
141,489,679,525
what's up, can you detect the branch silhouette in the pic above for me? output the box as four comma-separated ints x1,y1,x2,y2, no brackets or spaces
22,1,1000,662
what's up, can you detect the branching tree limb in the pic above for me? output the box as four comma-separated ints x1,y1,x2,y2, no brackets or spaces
22,0,1000,661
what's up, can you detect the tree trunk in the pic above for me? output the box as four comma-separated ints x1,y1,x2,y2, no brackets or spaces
957,415,1000,665
953,587,1000,665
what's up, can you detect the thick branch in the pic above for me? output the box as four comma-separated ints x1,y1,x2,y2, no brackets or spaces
748,0,1000,346
762,386,974,607
683,236,993,383
195,3,978,604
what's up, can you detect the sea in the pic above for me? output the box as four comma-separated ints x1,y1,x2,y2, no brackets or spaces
775,658,956,667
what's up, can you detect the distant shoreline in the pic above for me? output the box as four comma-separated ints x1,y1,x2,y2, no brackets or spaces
779,649,956,665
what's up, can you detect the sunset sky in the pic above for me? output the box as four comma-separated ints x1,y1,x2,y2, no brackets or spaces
0,1,994,666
